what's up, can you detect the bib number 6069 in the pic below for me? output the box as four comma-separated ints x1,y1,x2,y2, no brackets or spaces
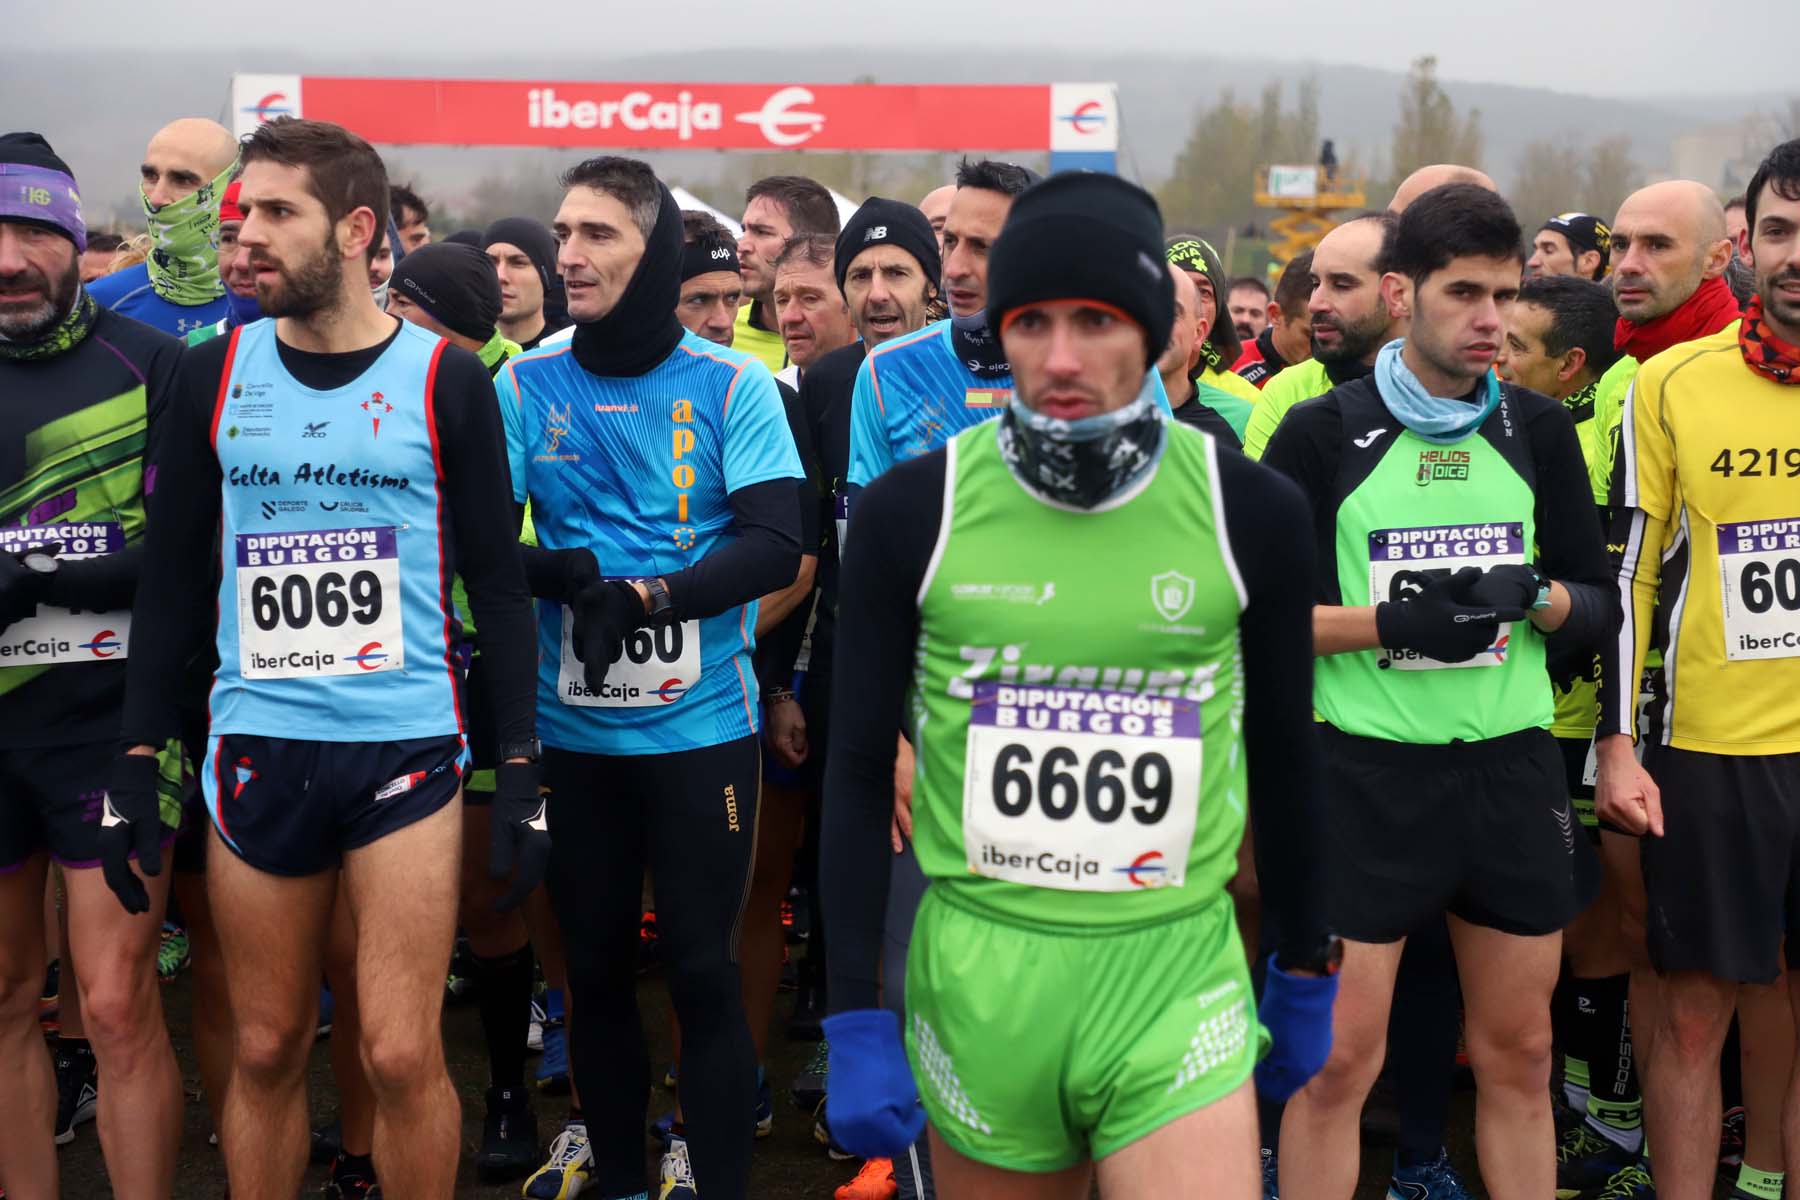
989,743,1172,825
248,570,383,631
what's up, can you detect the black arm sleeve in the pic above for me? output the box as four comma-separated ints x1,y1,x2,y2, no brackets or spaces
1216,451,1330,962
519,540,594,603
433,348,537,746
661,478,801,621
821,452,942,1012
1257,397,1347,605
121,339,227,746
1528,402,1618,651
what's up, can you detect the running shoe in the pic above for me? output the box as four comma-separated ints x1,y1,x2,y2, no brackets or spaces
536,990,569,1094
1386,1149,1475,1200
1556,1124,1636,1199
324,1154,381,1199
52,1040,97,1145
476,1085,539,1183
446,936,473,1002
791,1040,829,1110
812,1097,854,1161
316,985,335,1039
835,1157,896,1200
1719,1105,1747,1172
754,1071,773,1138
1261,1147,1279,1200
157,922,191,981
662,1061,678,1089
650,1109,677,1146
523,1121,592,1200
1588,1163,1656,1199
527,997,545,1054
658,1133,697,1200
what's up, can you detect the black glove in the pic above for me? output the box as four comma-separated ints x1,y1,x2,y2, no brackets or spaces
489,760,549,912
1463,563,1548,614
99,753,164,915
1376,565,1526,664
520,544,601,603
569,580,647,692
0,547,51,633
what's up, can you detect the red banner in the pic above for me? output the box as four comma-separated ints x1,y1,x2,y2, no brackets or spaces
235,77,1061,152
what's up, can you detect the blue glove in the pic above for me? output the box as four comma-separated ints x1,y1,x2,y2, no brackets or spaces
1254,954,1338,1101
823,1009,925,1158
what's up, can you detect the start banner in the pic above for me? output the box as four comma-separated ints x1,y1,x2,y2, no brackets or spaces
230,75,1118,155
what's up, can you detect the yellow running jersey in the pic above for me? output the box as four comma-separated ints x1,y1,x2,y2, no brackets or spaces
1606,326,1800,755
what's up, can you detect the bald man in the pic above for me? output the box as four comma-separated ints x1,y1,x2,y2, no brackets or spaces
1387,163,1498,213
1574,176,1761,1200
87,117,239,336
918,184,955,256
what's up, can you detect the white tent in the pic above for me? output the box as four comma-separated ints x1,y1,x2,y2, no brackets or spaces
828,188,863,226
669,186,741,238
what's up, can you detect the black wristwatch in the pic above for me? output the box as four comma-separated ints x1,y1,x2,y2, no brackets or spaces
1277,934,1345,977
499,737,542,763
643,576,676,629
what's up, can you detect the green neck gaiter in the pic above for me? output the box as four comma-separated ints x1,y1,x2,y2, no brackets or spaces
0,288,98,362
143,162,235,306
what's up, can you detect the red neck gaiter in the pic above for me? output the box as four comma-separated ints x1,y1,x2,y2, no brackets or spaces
1740,295,1800,384
1614,274,1742,361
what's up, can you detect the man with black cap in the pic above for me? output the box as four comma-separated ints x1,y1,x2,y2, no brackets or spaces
819,169,1335,1200
484,217,564,351
677,211,744,348
0,130,186,1200
498,155,803,1200
388,241,519,376
1528,212,1612,282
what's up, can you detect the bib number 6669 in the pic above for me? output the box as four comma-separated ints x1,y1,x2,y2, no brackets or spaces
989,742,1173,825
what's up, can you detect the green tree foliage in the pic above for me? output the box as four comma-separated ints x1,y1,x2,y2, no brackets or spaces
1157,77,1323,231
1389,56,1484,188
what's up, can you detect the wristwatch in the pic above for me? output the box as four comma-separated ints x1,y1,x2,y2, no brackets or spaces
499,737,542,763
643,576,676,629
20,549,58,576
1277,934,1345,977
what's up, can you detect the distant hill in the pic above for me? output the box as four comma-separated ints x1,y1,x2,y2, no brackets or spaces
5,47,1786,222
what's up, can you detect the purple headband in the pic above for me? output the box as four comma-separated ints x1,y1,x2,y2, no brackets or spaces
0,163,86,251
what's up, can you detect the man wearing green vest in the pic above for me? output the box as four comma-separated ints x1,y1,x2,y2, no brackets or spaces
820,171,1338,1199
1243,212,1402,460
1262,184,1616,1200
1496,273,1653,1193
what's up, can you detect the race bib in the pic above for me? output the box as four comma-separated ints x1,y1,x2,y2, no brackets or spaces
235,527,403,679
1717,518,1800,661
1368,522,1525,670
962,682,1202,893
556,603,701,707
0,523,131,666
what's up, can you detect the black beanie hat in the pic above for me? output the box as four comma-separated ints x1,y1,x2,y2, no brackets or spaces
390,242,502,344
987,172,1173,366
0,132,86,250
835,197,940,294
484,217,559,296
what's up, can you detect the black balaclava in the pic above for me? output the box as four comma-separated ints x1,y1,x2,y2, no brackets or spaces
390,242,502,344
569,181,684,378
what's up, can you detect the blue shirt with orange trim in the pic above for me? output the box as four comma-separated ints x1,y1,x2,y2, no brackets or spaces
498,330,803,756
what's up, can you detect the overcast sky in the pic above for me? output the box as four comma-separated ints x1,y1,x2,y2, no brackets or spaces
16,0,1778,98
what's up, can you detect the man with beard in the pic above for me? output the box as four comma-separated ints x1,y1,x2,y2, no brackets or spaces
498,155,802,1200
0,129,186,1200
116,118,544,1200
88,118,239,338
1229,276,1271,343
1244,213,1401,460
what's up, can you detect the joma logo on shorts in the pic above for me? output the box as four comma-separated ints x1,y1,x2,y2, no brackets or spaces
723,783,741,832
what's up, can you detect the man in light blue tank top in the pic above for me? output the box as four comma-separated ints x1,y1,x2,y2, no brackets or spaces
117,118,543,1200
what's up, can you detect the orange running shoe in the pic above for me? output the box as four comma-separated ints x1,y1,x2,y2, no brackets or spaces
835,1157,897,1200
